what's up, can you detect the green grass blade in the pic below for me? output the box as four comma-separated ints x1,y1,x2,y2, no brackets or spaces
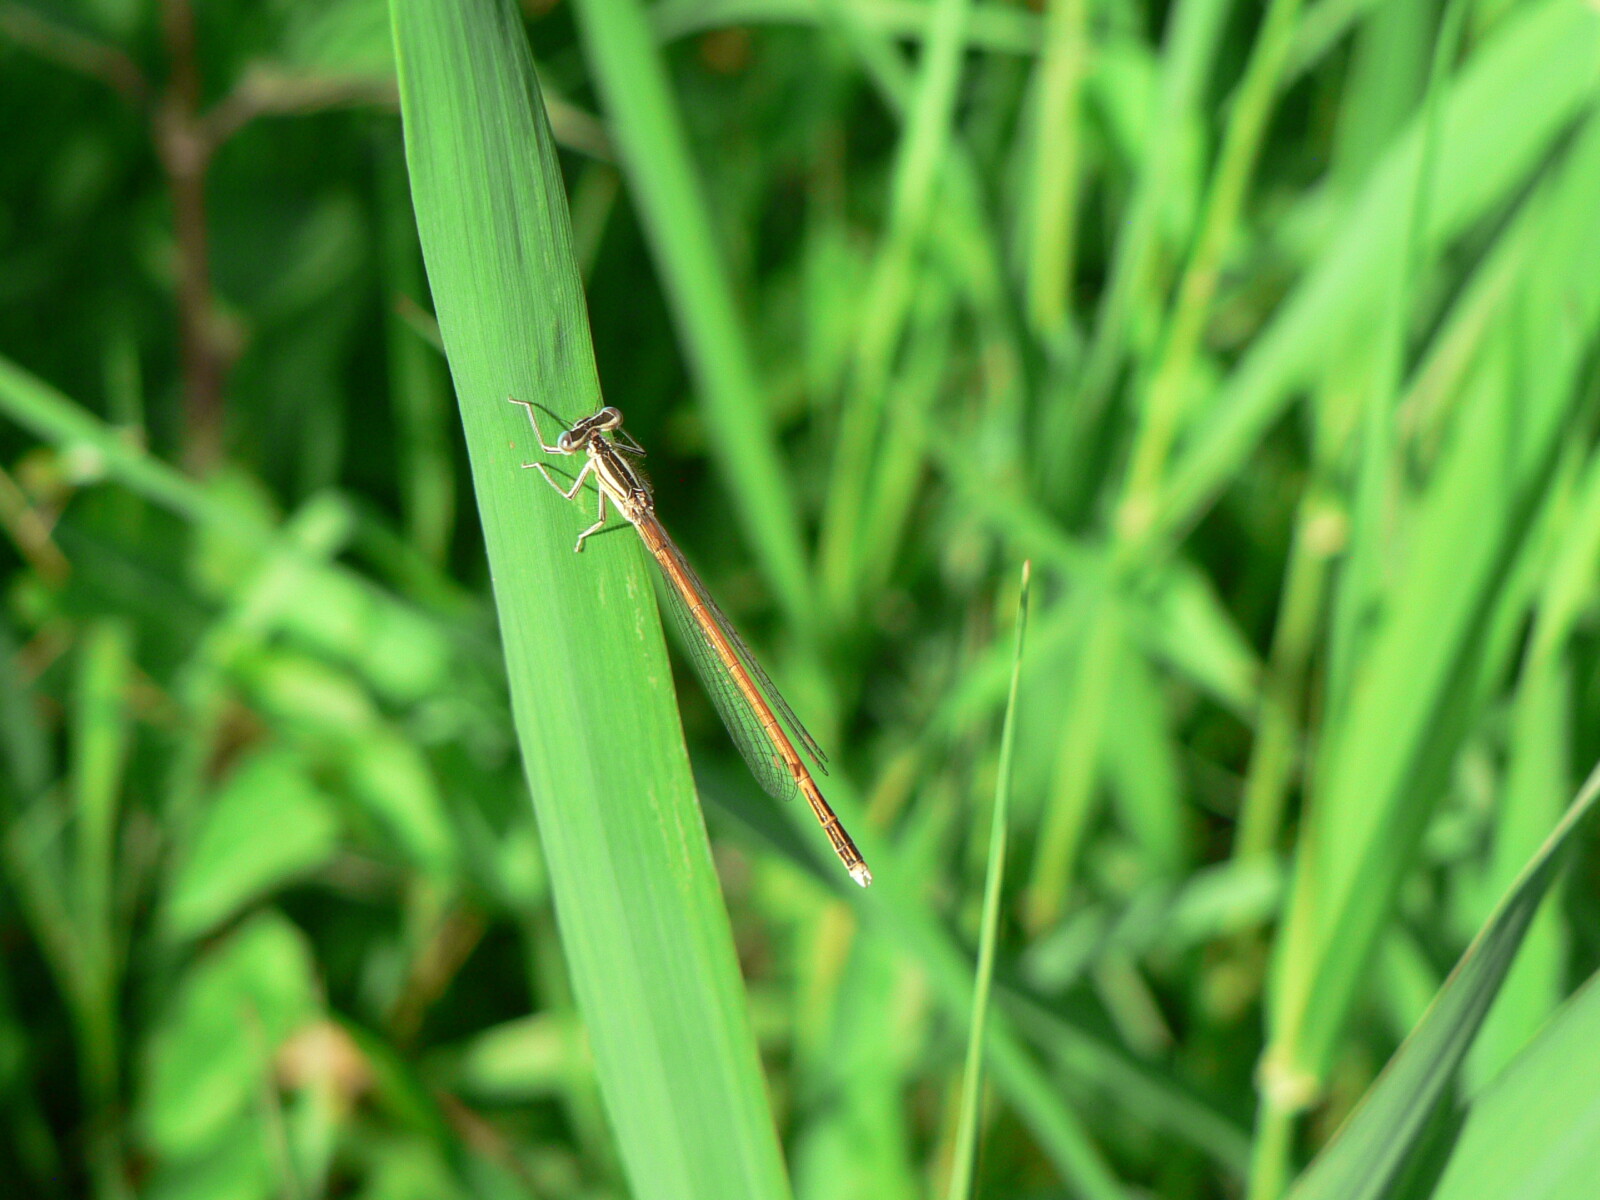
946,562,1029,1200
69,618,132,1108
377,138,457,566
388,5,789,1198
1464,654,1568,1088
0,353,228,532
1021,0,1087,343
1118,0,1305,541
569,0,812,630
1289,0,1386,80
1279,758,1600,1200
1267,101,1600,1098
1023,591,1120,930
816,0,974,618
1065,0,1229,454
1005,987,1253,1175
1232,506,1330,859
1321,0,1462,718
1322,0,1432,189
653,0,1041,55
1428,970,1600,1200
835,817,1125,1195
1154,0,1600,548
1461,439,1600,1084
0,616,48,806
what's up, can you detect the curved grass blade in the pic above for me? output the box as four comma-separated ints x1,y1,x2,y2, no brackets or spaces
388,4,789,1198
1428,970,1600,1200
1280,758,1600,1200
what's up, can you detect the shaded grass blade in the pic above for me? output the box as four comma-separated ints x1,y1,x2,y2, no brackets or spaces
389,4,789,1198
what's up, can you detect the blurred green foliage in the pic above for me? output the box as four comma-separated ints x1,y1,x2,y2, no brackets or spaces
2,1,1600,1199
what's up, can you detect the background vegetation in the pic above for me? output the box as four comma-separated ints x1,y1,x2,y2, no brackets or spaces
3,1,1600,1199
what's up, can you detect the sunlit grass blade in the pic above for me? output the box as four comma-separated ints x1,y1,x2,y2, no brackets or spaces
1062,0,1228,466
1321,0,1463,719
1464,654,1567,1088
1280,758,1600,1200
946,562,1029,1200
1020,0,1086,344
388,4,789,1198
1023,591,1119,931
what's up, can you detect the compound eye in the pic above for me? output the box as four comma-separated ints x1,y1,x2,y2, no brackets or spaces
557,432,577,452
598,407,623,429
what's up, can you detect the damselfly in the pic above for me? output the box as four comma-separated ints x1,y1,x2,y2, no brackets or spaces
509,397,872,887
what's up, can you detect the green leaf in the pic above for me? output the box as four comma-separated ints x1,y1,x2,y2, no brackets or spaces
445,1013,582,1102
388,3,790,1198
341,730,458,876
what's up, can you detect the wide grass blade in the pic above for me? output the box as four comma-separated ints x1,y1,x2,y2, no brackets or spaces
1428,971,1600,1200
389,4,789,1198
1280,758,1600,1200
